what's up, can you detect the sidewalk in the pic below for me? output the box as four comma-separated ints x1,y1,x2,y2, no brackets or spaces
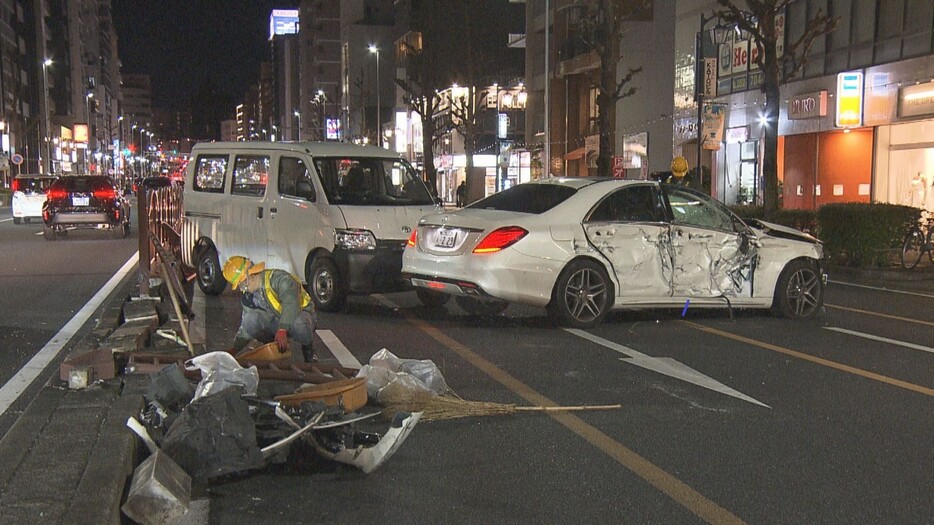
0,273,145,524
0,260,931,524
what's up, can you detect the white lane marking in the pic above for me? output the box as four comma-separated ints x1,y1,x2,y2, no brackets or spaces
316,329,363,369
829,280,934,299
0,217,12,223
0,252,139,418
565,328,770,408
824,327,934,355
188,285,206,345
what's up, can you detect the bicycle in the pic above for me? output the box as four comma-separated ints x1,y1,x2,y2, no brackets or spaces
901,210,934,269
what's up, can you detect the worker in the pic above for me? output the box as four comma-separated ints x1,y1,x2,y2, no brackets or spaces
456,180,467,207
222,255,318,363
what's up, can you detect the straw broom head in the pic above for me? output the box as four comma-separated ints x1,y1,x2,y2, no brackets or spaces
377,382,620,421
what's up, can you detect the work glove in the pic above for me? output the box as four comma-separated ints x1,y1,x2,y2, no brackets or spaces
274,329,290,352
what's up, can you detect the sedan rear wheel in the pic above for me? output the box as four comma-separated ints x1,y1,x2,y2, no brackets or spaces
772,260,823,319
43,225,57,241
548,260,612,328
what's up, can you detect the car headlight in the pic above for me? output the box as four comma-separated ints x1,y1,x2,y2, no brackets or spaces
334,229,377,251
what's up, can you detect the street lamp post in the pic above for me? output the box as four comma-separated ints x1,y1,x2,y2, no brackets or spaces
368,45,380,140
85,92,94,174
695,14,731,192
294,111,301,140
42,59,53,175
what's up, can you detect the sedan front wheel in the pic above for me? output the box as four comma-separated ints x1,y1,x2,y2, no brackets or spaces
548,259,612,328
772,260,823,319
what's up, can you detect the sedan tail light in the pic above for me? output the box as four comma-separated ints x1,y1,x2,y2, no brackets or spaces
11,179,20,192
473,226,528,254
93,187,116,200
47,187,68,200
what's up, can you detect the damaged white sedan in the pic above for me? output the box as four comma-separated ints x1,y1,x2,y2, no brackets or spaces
402,178,826,328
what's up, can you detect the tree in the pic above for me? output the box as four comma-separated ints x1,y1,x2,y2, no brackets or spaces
716,0,837,219
577,0,648,177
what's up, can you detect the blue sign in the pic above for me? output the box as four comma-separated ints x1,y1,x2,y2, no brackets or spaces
269,9,299,39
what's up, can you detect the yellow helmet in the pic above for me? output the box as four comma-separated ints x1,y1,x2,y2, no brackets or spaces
222,256,265,289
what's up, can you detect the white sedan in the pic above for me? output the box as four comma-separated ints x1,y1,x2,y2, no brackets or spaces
402,178,826,328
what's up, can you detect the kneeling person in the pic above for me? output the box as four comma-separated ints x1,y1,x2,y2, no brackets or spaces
223,256,318,362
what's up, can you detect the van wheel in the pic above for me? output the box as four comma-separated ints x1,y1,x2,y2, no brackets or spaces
308,257,347,312
13,217,21,224
416,288,451,308
455,296,508,316
196,247,227,295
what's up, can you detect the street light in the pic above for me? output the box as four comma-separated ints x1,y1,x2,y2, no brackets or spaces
368,44,380,140
85,92,94,173
42,59,53,175
694,13,731,192
294,110,301,140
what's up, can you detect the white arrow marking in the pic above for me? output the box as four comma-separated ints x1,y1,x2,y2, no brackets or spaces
564,328,770,408
823,327,934,355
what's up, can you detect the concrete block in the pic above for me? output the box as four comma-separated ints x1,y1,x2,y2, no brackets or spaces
59,348,116,383
124,299,160,323
121,451,191,525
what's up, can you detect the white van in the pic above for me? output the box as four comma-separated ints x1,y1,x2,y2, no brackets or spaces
181,141,441,311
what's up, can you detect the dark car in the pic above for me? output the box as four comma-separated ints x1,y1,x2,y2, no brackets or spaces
42,175,131,240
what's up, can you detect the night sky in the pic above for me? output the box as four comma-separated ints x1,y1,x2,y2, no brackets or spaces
112,0,298,110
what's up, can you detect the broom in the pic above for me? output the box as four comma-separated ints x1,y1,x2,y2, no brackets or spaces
378,382,621,421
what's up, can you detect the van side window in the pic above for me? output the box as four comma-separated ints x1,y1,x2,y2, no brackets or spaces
193,155,228,193
232,155,269,197
278,156,314,200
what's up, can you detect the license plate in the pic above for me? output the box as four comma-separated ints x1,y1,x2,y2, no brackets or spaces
73,196,89,206
435,229,457,248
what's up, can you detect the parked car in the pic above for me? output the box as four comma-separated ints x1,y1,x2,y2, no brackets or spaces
42,175,132,240
11,174,56,224
402,178,826,327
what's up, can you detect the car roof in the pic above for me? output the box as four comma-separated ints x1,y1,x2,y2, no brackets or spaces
526,177,658,190
190,140,402,158
14,173,55,179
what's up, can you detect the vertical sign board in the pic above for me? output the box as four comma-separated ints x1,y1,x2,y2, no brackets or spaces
836,72,864,128
703,58,718,97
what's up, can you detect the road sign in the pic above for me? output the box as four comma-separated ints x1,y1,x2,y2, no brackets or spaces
11,153,23,165
612,155,624,178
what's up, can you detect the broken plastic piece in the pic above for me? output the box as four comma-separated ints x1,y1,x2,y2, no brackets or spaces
312,411,421,474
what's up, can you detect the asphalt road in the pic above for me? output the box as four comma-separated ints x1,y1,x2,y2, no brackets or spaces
0,206,139,437
198,270,933,524
1,201,931,523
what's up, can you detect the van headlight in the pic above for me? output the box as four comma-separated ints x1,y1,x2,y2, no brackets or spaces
335,229,377,251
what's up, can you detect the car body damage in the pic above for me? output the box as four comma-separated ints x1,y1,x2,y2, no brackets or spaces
668,226,757,298
584,223,672,296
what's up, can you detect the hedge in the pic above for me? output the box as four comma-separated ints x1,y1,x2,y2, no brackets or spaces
816,203,919,267
730,202,920,267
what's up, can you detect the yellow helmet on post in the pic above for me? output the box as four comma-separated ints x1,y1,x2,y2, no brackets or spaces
222,256,265,289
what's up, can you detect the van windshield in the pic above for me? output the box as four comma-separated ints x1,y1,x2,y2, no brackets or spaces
314,157,434,206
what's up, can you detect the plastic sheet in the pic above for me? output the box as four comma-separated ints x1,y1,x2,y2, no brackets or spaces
356,348,448,401
161,386,265,480
184,351,258,401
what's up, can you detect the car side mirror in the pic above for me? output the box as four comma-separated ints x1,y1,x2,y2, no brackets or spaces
296,180,316,202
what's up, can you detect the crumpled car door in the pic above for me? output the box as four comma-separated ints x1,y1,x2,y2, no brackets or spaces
662,184,756,298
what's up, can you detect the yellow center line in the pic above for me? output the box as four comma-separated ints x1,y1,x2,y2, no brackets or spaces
824,303,934,327
680,321,934,397
407,316,745,525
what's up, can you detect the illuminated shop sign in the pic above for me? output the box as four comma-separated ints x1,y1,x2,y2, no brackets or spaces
898,81,934,118
74,124,88,144
836,72,863,128
789,90,828,120
269,9,299,39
